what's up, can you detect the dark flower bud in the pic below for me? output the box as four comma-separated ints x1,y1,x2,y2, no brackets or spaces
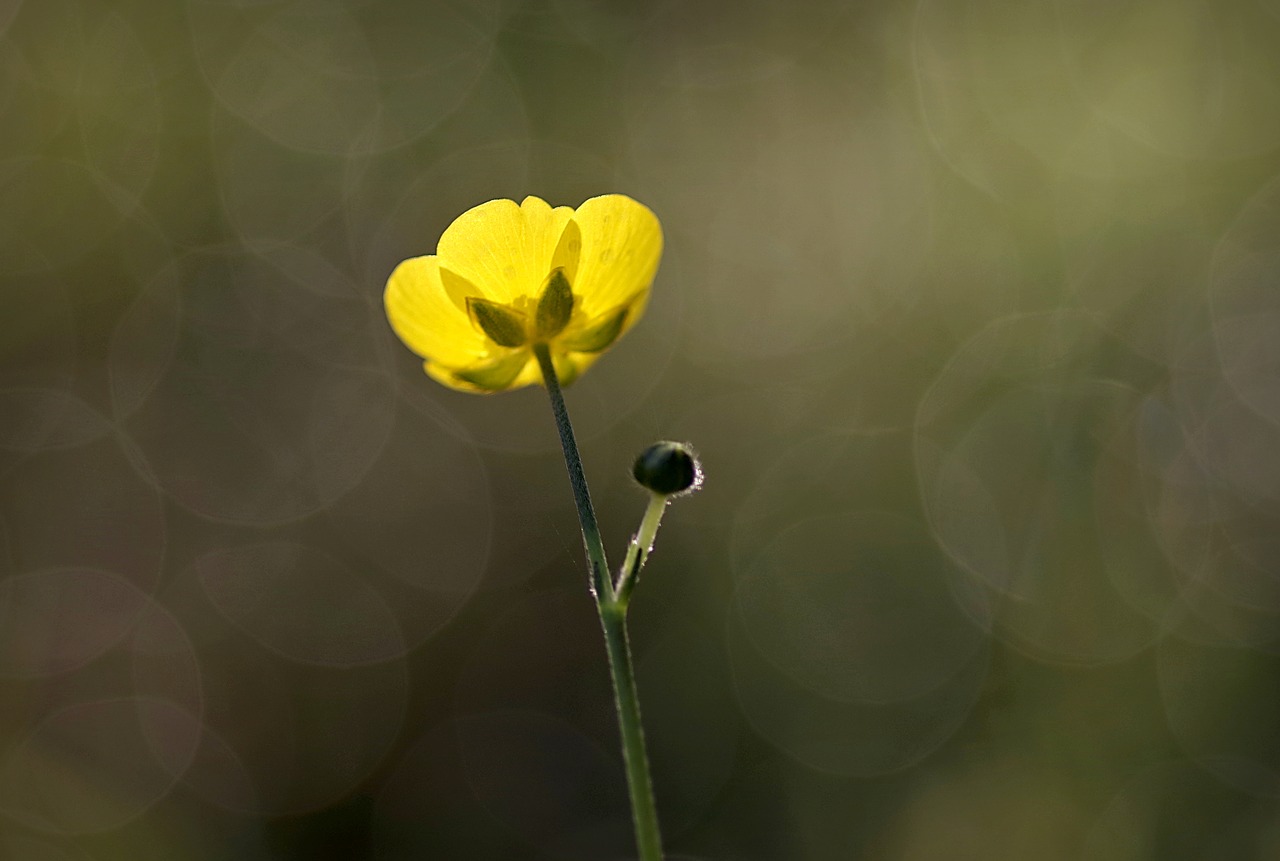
632,441,701,496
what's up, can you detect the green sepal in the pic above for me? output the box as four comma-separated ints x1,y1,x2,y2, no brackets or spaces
535,269,575,339
561,307,628,353
466,297,528,348
451,351,530,391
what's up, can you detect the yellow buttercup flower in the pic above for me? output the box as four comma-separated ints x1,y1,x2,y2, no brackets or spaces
385,194,663,393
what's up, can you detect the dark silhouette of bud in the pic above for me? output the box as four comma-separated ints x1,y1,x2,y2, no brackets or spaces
632,441,701,496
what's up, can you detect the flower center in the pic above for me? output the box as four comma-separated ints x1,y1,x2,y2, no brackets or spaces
464,267,576,349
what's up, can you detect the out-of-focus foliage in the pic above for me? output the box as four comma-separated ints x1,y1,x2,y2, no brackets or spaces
3,0,1280,858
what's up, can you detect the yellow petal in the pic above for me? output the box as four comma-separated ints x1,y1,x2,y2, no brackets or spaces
385,256,487,367
509,356,546,390
569,194,663,324
436,197,575,305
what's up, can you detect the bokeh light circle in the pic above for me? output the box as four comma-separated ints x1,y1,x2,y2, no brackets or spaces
1054,0,1280,161
0,568,147,678
115,246,396,525
915,311,1176,664
0,592,203,835
1210,172,1280,430
159,552,410,816
192,542,408,667
734,511,988,705
0,432,166,595
188,0,499,155
727,604,989,777
1158,634,1280,798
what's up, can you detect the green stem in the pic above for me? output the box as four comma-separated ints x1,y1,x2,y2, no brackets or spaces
534,344,664,861
600,603,664,861
616,493,668,607
534,344,612,602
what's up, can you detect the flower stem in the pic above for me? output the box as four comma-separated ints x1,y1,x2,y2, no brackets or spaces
534,344,664,861
533,345,612,603
599,602,663,861
616,493,668,607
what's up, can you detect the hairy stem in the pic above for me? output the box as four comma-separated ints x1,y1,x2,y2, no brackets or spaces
534,344,664,861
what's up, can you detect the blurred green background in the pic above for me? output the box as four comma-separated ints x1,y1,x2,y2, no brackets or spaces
4,0,1280,858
